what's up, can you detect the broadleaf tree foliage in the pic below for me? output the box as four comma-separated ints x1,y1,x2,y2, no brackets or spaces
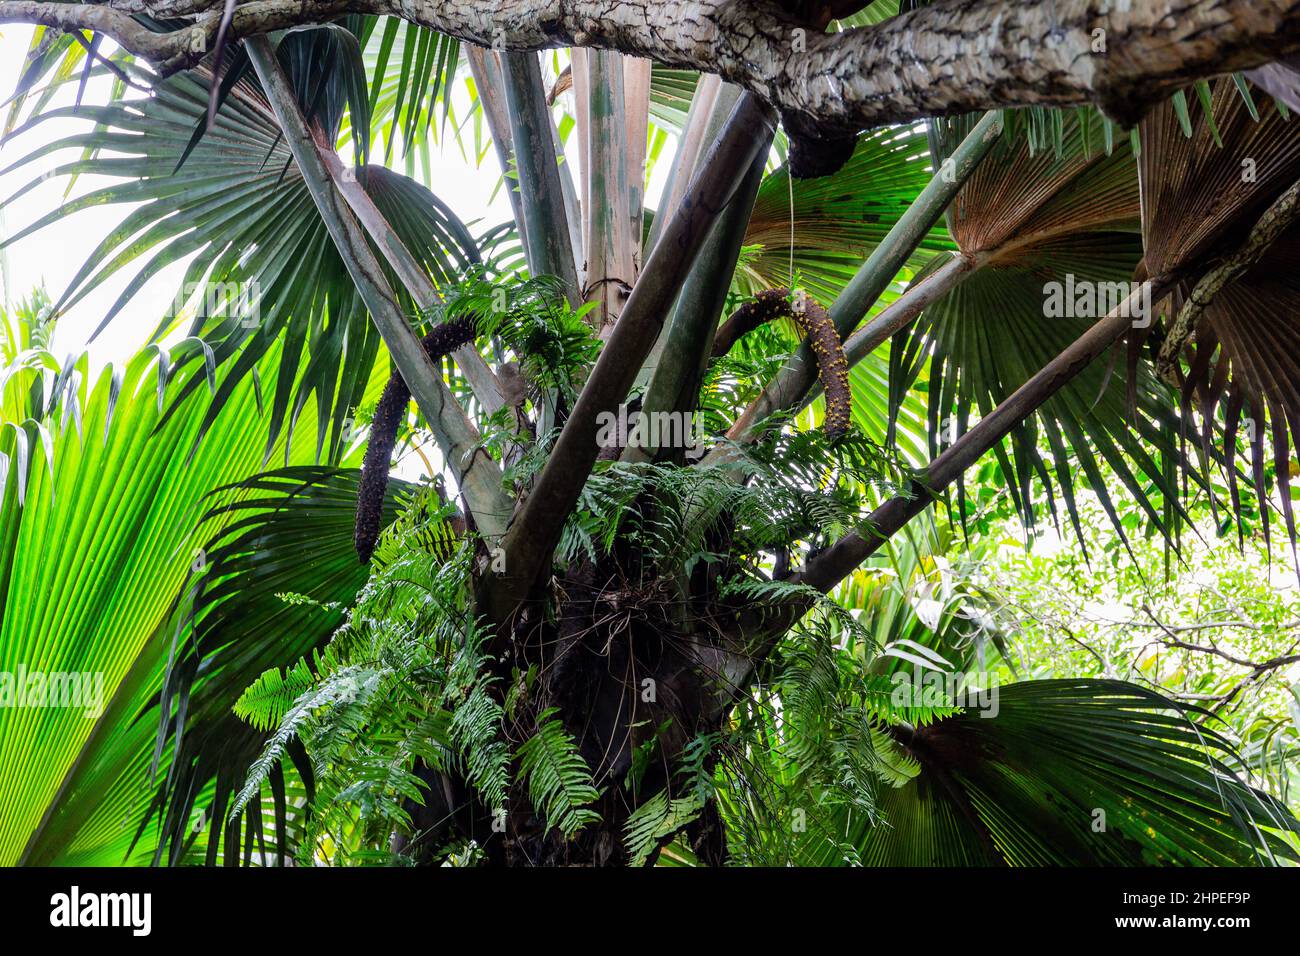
0,0,1299,867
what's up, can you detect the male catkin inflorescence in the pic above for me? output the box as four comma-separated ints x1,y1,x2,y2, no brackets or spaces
713,288,852,440
354,315,477,562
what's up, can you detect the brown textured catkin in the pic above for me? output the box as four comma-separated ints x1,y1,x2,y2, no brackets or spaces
714,288,852,440
354,315,477,562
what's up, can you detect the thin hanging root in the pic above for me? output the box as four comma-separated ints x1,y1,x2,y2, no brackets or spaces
713,288,852,440
355,315,478,562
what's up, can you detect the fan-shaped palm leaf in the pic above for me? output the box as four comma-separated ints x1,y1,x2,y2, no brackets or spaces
887,112,1190,550
1,41,479,460
1136,80,1300,555
855,680,1300,866
0,342,358,866
738,122,954,305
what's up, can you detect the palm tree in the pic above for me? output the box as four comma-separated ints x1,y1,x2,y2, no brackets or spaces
1,1,1299,866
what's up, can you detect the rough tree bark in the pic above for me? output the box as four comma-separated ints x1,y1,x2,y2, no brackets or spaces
4,0,1299,143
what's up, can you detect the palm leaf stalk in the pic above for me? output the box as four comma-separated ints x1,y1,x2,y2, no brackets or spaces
481,91,778,625
245,36,511,541
324,152,506,415
723,109,1005,448
628,138,770,461
798,279,1181,594
635,77,745,387
464,45,529,250
500,51,581,308
643,73,737,257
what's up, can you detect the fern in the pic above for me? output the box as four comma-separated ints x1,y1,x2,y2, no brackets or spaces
516,708,601,838
623,790,706,867
230,665,374,821
448,682,510,812
226,483,502,863
441,267,600,404
860,673,961,727
369,482,460,569
234,658,317,732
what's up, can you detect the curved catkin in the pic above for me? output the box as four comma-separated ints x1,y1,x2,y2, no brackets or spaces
713,288,852,440
711,288,791,359
354,315,478,562
355,374,411,562
793,297,851,441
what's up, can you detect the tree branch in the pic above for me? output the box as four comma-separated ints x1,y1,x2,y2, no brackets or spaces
5,1,1298,139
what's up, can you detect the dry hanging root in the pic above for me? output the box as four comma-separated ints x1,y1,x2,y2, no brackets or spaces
712,288,852,440
354,315,477,562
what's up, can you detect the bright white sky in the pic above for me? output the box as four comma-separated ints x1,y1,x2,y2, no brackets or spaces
0,24,573,369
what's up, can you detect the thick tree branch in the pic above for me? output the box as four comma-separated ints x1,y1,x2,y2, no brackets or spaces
5,1,1299,138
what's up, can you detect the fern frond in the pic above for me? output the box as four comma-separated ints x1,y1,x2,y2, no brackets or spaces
623,790,706,867
516,708,601,839
448,683,510,811
234,658,317,732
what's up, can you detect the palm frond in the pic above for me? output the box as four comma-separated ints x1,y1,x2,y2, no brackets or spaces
1,50,478,459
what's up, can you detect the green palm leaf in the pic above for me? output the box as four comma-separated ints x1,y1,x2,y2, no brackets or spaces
856,680,1300,866
0,45,478,460
739,122,954,305
0,341,350,866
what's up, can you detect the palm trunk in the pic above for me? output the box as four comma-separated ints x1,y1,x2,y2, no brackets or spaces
580,49,643,332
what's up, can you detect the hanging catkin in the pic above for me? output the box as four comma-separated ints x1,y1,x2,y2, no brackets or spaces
355,315,477,562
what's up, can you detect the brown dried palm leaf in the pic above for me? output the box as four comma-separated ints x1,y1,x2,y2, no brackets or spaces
941,116,1139,257
888,113,1174,549
1137,79,1300,556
